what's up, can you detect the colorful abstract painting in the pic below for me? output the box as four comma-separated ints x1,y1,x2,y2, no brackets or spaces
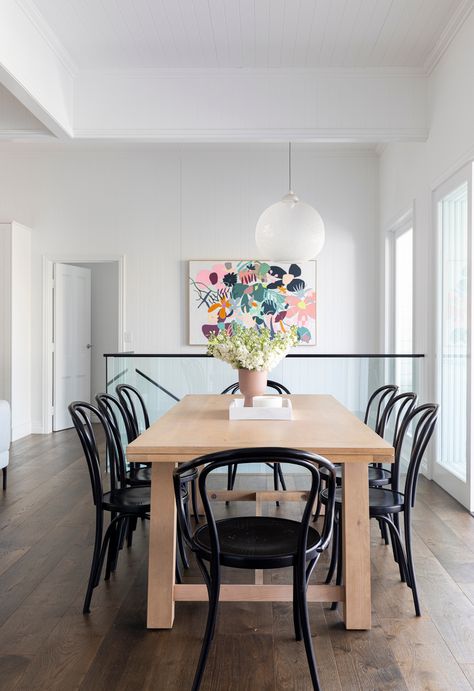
189,260,316,345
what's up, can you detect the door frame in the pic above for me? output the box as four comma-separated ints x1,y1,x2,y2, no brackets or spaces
42,254,126,434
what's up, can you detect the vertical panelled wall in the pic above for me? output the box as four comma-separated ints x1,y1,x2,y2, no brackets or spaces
379,9,474,405
0,144,379,430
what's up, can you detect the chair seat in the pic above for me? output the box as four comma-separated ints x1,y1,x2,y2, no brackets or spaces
127,466,196,495
320,487,404,515
320,464,391,488
180,467,198,482
126,467,151,485
193,516,321,569
368,466,392,487
102,486,151,514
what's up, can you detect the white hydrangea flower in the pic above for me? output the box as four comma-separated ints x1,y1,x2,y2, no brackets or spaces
206,325,299,371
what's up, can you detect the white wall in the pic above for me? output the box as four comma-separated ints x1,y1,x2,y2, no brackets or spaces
0,222,31,440
0,143,379,430
379,7,474,410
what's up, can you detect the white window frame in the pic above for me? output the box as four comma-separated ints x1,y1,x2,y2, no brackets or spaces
433,164,473,511
385,209,414,356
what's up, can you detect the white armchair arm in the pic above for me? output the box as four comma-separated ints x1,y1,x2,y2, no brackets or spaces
0,400,11,489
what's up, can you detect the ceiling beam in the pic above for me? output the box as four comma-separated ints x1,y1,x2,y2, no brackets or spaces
74,68,428,143
0,0,74,139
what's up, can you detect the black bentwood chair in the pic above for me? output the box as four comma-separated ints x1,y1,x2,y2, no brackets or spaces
322,403,439,616
221,380,291,501
116,383,200,522
95,392,195,576
322,391,418,584
368,391,418,488
173,448,337,691
364,384,399,433
116,383,150,441
96,393,151,487
69,401,150,614
314,384,402,520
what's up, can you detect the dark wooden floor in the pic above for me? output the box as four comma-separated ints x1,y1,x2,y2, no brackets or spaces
1,431,474,690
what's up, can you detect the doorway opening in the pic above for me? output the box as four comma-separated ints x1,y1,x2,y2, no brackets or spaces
42,256,125,433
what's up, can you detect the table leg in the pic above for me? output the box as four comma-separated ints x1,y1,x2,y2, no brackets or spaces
342,462,371,629
147,462,176,628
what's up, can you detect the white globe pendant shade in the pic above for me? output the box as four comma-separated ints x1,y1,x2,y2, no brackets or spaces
255,190,325,261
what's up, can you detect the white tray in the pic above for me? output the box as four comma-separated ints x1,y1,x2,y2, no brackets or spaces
229,398,292,420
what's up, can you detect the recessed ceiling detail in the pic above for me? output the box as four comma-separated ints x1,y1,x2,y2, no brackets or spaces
0,0,472,142
29,0,470,71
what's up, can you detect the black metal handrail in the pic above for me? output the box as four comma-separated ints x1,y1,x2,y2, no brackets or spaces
106,368,128,387
135,368,180,403
104,353,424,359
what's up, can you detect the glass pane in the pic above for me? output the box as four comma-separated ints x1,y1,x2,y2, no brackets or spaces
439,182,468,480
106,355,421,422
394,228,413,390
105,354,422,473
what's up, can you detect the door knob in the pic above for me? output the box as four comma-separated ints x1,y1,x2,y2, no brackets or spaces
86,344,93,349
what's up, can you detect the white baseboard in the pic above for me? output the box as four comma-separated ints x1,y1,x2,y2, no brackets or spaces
12,422,32,441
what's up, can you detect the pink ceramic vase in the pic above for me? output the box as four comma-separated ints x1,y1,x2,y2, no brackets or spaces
238,369,268,407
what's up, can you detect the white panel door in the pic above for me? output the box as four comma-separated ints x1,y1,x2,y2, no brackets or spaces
53,264,91,431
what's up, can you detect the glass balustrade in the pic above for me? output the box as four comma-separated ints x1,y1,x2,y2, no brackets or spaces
105,353,424,427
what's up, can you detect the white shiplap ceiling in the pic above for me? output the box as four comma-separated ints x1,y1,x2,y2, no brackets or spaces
29,0,471,72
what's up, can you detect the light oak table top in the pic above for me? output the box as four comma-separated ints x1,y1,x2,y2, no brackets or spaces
127,393,394,462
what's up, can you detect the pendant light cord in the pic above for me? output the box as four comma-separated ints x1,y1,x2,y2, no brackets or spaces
288,142,292,192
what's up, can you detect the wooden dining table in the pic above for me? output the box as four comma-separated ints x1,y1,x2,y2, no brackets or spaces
126,393,394,631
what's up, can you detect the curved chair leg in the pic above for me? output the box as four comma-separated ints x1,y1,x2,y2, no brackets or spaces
380,518,390,545
292,564,302,641
325,509,339,585
296,565,321,691
391,513,402,564
387,513,406,581
382,516,407,584
83,508,104,613
191,479,200,523
331,511,343,610
403,510,421,616
226,464,238,505
195,556,219,642
105,515,120,580
2,466,7,490
313,477,327,523
277,463,287,491
273,464,280,507
126,516,138,548
99,515,130,584
192,571,221,691
177,522,190,570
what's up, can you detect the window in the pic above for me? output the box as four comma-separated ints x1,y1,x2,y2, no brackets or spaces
386,213,414,390
438,181,468,481
433,164,473,511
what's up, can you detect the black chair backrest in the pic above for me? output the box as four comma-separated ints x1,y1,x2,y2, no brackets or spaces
173,448,336,568
392,403,439,501
116,384,150,442
378,391,418,447
95,393,133,483
221,380,291,395
364,384,398,434
69,401,124,505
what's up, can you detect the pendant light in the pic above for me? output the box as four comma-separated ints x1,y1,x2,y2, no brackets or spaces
255,143,325,260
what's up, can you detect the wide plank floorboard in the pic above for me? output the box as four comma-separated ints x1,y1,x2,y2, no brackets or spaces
0,430,473,690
